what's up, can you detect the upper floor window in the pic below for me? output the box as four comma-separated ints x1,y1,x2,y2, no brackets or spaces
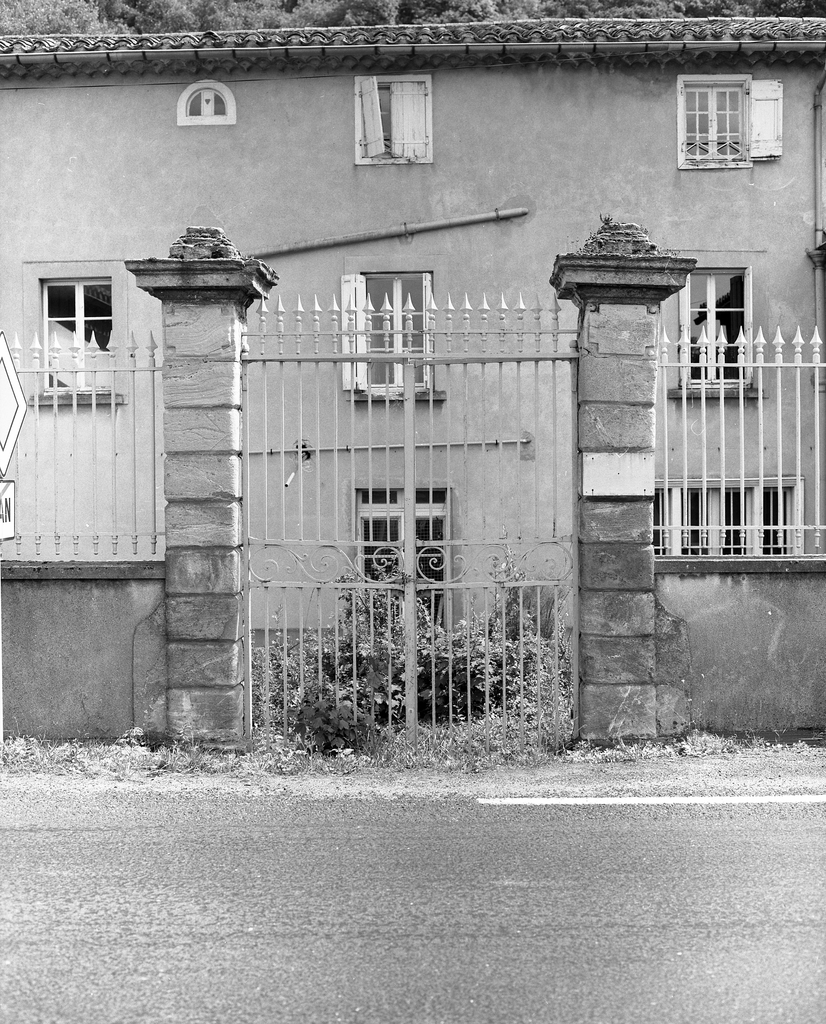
677,76,782,169
177,81,236,126
341,272,433,391
355,75,432,164
679,269,752,385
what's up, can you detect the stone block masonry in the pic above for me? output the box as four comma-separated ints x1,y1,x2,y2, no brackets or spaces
128,228,277,747
551,218,695,740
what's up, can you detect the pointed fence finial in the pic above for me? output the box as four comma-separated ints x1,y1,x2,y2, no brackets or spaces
10,332,22,370
735,328,747,365
754,327,767,362
792,326,804,363
773,326,785,363
31,331,42,369
659,325,671,363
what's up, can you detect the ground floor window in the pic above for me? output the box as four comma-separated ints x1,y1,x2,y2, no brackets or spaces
341,272,433,392
679,269,751,385
42,278,113,389
654,484,799,555
358,487,447,616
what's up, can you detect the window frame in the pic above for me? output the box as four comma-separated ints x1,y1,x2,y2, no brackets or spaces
357,487,449,600
677,75,783,170
354,74,433,165
678,268,753,387
41,278,113,390
177,80,237,126
341,271,434,392
654,484,800,556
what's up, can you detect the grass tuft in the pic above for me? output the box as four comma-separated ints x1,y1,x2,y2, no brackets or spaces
1,726,818,779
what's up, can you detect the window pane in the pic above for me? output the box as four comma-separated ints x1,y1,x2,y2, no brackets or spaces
685,490,709,555
714,273,745,378
653,490,666,555
83,284,112,319
722,491,746,554
363,514,401,579
399,273,425,387
366,276,395,334
213,93,226,116
86,320,112,350
47,284,76,321
761,489,788,554
188,91,202,116
378,84,392,150
364,518,400,543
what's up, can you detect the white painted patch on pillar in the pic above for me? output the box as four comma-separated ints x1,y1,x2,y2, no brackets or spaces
581,451,654,497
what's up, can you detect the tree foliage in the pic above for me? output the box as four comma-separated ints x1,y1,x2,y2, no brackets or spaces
3,0,822,36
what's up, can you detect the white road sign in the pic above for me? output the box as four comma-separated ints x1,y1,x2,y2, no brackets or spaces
0,480,14,541
0,330,26,478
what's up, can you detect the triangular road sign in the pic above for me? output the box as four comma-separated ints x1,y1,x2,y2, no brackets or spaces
0,331,26,479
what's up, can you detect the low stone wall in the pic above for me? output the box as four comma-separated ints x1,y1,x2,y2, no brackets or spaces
2,563,166,740
655,560,826,733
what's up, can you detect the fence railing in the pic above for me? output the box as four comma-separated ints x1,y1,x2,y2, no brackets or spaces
0,332,164,561
656,324,824,557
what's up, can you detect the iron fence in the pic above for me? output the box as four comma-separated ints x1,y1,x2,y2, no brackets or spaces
242,291,579,750
656,325,825,557
1,331,164,561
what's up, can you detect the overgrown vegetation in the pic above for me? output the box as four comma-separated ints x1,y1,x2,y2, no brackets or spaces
251,569,573,754
1,728,820,778
4,0,826,38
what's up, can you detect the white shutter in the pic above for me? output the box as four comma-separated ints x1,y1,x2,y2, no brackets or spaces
750,80,782,159
358,78,385,160
422,272,433,389
676,78,688,167
742,265,753,382
390,80,428,161
341,274,367,390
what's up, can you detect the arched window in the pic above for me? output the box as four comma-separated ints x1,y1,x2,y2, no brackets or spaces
177,81,236,126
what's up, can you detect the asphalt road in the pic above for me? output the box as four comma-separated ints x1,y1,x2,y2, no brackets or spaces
1,781,825,1024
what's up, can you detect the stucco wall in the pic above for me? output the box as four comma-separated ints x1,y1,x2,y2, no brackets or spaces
1,566,166,740
655,562,826,732
0,59,818,333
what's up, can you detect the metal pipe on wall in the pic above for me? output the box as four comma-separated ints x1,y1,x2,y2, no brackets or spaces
810,64,826,332
252,207,529,259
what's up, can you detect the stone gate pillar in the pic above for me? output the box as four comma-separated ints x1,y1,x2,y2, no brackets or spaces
128,228,277,746
551,220,694,740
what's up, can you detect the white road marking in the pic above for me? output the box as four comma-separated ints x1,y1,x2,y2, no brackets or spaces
478,794,826,806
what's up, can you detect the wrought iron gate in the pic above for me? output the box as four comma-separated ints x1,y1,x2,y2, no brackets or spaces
241,293,579,751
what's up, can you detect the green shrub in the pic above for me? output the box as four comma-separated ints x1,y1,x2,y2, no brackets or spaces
252,560,572,750
292,698,366,754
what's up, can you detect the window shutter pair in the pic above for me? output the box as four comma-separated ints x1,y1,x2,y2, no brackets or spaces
358,77,428,161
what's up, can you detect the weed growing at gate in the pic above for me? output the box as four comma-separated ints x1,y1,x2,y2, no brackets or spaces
251,567,573,753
